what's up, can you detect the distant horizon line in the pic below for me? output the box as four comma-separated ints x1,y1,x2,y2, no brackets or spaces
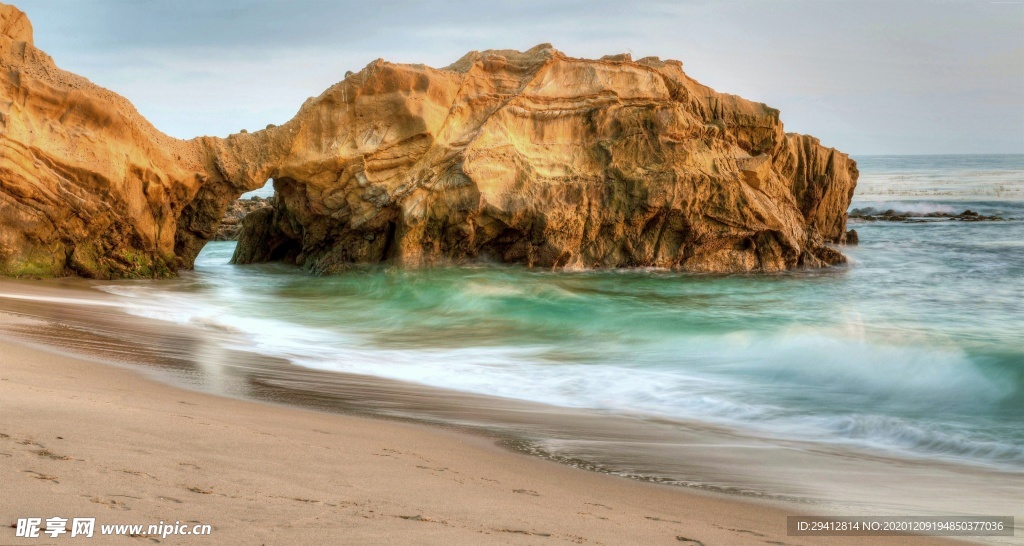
851,152,1023,157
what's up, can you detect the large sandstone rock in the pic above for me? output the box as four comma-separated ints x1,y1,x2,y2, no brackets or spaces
0,3,856,278
231,47,857,273
0,3,267,277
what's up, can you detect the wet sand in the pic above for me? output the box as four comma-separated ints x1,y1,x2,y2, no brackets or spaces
2,321,982,545
0,279,1015,544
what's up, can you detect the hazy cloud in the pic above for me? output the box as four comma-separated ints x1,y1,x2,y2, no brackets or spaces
16,0,1024,154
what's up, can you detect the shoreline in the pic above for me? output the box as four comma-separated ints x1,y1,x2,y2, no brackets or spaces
3,280,1021,501
2,274,1021,544
0,316,980,545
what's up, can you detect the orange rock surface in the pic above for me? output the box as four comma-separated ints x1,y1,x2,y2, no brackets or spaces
0,3,856,278
0,3,246,277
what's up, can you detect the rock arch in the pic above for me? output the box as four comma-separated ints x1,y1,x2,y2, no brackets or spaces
0,3,856,278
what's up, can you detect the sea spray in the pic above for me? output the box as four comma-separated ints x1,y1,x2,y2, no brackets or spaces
91,155,1024,472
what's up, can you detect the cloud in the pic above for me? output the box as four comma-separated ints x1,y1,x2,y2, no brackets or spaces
16,0,1024,153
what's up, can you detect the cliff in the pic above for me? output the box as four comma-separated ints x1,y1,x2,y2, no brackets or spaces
0,3,269,277
0,3,856,278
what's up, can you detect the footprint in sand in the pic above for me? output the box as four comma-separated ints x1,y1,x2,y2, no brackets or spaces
577,511,609,521
646,516,683,524
398,515,449,525
713,523,774,541
35,449,73,461
120,469,158,480
269,495,321,504
416,465,455,473
729,528,767,538
90,497,131,511
496,528,552,537
22,470,58,482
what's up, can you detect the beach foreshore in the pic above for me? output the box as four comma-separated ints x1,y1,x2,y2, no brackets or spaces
0,316,976,545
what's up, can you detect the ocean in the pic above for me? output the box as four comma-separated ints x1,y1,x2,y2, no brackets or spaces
3,154,1022,514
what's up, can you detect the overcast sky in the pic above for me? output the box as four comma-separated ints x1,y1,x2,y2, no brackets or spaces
16,0,1024,155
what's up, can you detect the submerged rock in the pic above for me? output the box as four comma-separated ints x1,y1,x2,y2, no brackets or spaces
0,3,857,278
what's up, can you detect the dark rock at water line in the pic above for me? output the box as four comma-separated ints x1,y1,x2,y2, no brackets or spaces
848,208,1006,223
213,197,273,241
845,229,858,245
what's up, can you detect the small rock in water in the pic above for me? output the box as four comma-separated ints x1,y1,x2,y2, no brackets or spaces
845,229,859,245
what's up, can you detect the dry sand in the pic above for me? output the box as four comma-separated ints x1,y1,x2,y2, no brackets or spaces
0,322,974,545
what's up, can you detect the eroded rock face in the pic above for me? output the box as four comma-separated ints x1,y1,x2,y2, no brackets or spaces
232,47,857,273
0,3,857,278
0,3,268,277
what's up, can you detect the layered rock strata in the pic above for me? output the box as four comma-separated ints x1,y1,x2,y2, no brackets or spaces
0,3,269,277
0,3,856,278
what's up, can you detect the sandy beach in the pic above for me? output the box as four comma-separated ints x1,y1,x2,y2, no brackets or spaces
0,314,979,545
1,1,1021,544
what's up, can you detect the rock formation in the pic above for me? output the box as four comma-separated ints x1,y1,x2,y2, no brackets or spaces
0,3,857,278
848,207,1006,222
0,3,268,277
213,196,272,241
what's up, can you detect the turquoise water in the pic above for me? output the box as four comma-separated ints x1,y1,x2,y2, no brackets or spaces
97,155,1024,471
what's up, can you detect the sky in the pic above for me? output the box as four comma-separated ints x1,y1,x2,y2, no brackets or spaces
16,0,1024,155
